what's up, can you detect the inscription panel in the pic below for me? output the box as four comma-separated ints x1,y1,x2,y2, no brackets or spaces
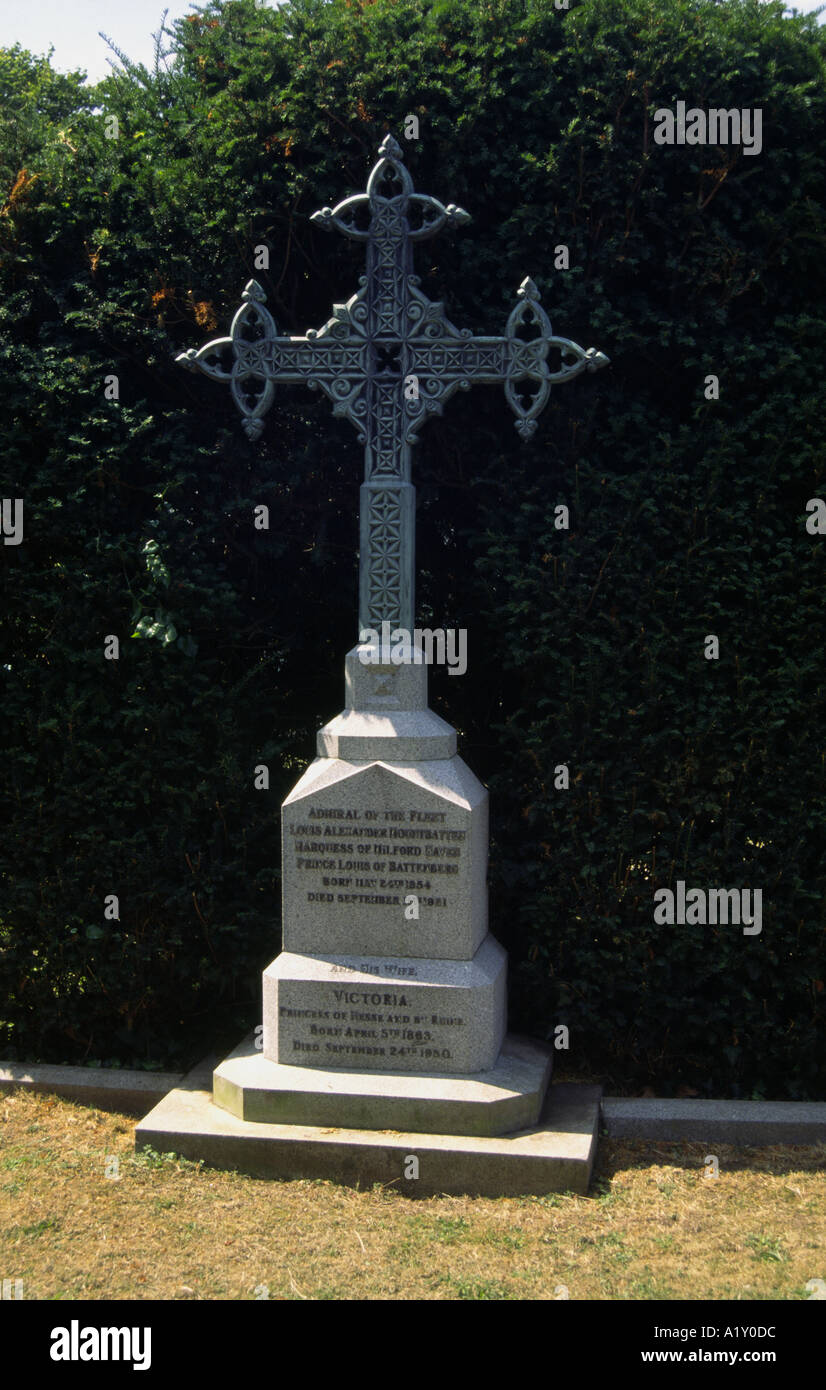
282,984,466,1069
263,941,507,1075
281,762,487,960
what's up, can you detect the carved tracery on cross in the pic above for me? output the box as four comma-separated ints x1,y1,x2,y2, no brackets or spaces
177,134,608,629
177,134,608,445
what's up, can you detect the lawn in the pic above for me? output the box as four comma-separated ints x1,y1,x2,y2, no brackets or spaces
1,1088,823,1300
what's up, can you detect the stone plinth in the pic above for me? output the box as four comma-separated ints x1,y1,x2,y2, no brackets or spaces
317,645,456,760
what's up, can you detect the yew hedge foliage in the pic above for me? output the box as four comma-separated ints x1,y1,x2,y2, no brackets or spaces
1,0,824,1096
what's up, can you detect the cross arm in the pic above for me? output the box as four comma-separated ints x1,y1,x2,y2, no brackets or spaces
176,279,371,442
403,277,609,441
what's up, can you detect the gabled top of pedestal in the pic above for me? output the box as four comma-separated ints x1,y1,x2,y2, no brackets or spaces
317,643,457,762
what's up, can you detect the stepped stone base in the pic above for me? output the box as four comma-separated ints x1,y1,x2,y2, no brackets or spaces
215,1032,550,1136
135,1052,601,1196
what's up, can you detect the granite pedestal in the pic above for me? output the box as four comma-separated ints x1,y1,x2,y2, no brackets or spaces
136,644,582,1186
227,643,550,1138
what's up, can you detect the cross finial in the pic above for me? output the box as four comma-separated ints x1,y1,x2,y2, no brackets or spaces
309,133,471,242
378,133,403,159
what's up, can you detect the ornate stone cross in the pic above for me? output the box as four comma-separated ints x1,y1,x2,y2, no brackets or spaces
177,134,608,634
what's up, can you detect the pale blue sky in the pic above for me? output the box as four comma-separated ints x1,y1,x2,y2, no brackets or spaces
1,0,278,84
2,0,824,85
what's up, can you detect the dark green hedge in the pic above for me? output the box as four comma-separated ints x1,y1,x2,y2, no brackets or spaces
1,0,824,1095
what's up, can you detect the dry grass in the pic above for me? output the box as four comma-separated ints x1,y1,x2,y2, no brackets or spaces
1,1088,824,1300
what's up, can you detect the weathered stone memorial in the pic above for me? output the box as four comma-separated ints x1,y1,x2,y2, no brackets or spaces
137,136,608,1194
